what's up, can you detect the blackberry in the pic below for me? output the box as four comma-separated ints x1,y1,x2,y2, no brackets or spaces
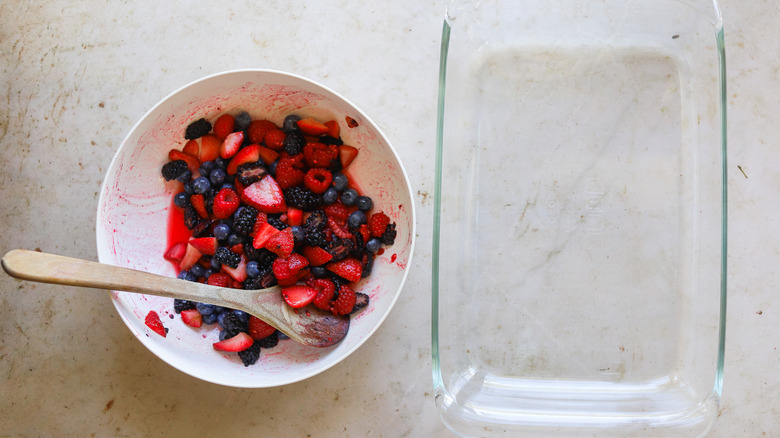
284,186,322,211
161,160,189,181
214,247,241,269
304,228,328,248
328,238,354,261
191,219,213,238
235,162,267,186
220,312,248,334
233,206,258,235
283,130,305,155
183,206,202,230
351,292,369,314
243,267,276,290
244,246,277,267
238,342,261,367
319,135,343,146
360,253,374,278
381,223,397,245
185,118,212,140
304,210,328,231
173,299,196,313
257,331,279,349
267,215,288,231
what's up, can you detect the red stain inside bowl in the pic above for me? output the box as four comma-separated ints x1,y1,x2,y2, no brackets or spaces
167,198,192,273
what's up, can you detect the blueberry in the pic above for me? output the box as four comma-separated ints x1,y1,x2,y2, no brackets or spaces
227,233,243,247
202,312,219,325
218,329,232,341
193,176,211,194
176,169,192,183
214,157,226,169
173,192,189,208
341,188,358,206
311,265,328,278
277,332,290,340
282,114,302,132
190,264,205,278
183,181,195,194
198,166,210,178
201,160,215,173
347,210,367,228
233,310,250,325
322,187,339,204
356,196,373,212
203,268,215,280
217,311,228,329
366,237,381,253
209,167,226,185
246,261,260,278
177,270,197,282
210,258,222,270
235,111,252,131
220,182,235,191
290,225,305,246
332,172,348,191
214,223,231,241
196,302,217,315
268,159,278,176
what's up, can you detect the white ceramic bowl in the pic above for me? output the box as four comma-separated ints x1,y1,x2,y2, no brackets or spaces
96,70,415,387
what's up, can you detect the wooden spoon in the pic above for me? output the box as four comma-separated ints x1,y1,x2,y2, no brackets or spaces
1,249,348,348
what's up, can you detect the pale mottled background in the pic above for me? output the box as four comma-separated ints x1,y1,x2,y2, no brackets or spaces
0,1,777,436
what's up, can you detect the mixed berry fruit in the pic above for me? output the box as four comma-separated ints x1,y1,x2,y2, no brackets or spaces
154,111,397,366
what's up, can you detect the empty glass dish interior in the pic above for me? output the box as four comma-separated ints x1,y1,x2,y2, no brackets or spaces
432,1,726,437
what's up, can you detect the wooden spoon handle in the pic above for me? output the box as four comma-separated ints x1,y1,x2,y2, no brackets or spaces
2,249,235,305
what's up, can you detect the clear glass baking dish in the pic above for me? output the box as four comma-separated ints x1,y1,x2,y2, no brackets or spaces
432,1,727,436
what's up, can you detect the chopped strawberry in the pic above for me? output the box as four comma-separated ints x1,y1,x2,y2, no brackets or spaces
326,257,363,282
338,144,359,168
241,175,287,213
303,142,339,169
301,245,333,266
263,129,286,151
252,221,280,249
296,117,329,136
227,144,261,175
180,308,202,328
309,278,336,311
211,187,241,219
164,242,187,263
257,145,279,165
345,116,359,128
248,119,278,144
213,332,254,352
331,284,357,315
169,149,200,174
207,272,232,288
190,194,209,219
144,311,167,337
179,243,203,270
182,139,200,157
199,134,222,162
264,227,294,258
324,120,340,138
248,316,276,340
234,178,246,197
277,269,310,287
274,157,305,189
284,208,302,227
220,131,244,159
281,285,317,308
368,211,391,238
212,114,235,140
188,236,218,255
304,168,332,194
222,255,247,282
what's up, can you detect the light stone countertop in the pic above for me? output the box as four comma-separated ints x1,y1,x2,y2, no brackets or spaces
0,1,777,436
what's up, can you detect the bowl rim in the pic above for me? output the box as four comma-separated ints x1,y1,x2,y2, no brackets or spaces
95,68,417,387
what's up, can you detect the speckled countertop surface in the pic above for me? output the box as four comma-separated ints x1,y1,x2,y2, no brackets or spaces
1,1,777,436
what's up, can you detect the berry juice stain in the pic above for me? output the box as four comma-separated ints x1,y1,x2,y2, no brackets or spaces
166,198,192,271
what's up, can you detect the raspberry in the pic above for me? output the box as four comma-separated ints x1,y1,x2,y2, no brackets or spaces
368,212,391,238
304,168,332,194
274,157,305,189
303,142,339,169
331,284,357,315
212,187,240,219
324,202,350,222
247,119,278,144
185,118,212,140
310,278,336,311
